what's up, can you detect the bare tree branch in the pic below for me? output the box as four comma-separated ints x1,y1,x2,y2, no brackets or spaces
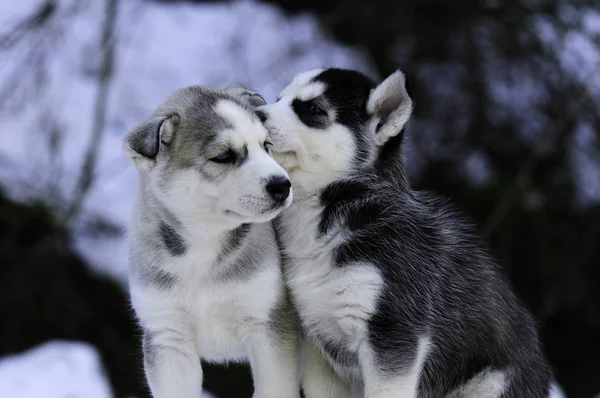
65,0,118,221
0,1,56,50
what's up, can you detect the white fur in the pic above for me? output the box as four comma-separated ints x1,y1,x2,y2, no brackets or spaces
260,70,553,398
277,195,403,397
446,369,508,398
209,100,294,221
125,93,300,398
301,339,352,398
360,337,431,398
279,196,431,398
279,69,325,99
258,70,422,398
130,238,299,398
259,77,357,199
128,99,293,228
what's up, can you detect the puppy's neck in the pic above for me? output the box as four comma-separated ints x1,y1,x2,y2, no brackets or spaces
135,180,242,244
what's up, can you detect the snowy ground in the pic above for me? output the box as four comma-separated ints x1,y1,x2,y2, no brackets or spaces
0,341,216,398
0,340,567,398
0,341,113,398
0,343,571,398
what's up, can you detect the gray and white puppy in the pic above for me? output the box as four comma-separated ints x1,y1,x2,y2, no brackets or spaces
123,84,300,398
257,68,554,398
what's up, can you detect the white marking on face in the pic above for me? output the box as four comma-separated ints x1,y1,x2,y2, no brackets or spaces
211,100,292,221
279,69,324,99
214,100,267,149
154,100,292,227
259,72,356,198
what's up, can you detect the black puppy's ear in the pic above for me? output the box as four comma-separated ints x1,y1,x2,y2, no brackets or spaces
225,83,266,107
123,113,179,172
367,70,412,146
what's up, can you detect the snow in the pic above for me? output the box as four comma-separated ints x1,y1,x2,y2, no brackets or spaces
0,340,217,398
0,340,573,398
0,0,373,282
0,341,112,398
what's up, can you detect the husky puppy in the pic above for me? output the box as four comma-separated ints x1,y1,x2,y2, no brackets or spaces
257,68,553,398
123,84,300,398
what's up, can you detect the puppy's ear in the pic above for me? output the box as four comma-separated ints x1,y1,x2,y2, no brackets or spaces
225,83,266,107
123,113,179,172
367,70,412,146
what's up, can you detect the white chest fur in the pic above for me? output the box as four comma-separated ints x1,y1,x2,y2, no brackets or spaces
278,199,383,374
191,267,281,361
130,237,282,362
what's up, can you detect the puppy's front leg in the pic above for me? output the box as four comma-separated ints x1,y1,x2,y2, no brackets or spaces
143,328,202,398
302,340,351,398
247,321,301,398
359,338,429,398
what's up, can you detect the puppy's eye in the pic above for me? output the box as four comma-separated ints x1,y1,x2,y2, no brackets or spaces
211,150,236,164
263,141,272,153
309,104,326,116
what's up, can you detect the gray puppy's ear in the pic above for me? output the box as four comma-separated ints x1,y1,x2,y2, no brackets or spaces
225,83,266,107
123,113,180,172
367,70,413,146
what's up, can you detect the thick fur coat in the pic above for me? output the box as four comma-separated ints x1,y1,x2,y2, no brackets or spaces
258,68,553,398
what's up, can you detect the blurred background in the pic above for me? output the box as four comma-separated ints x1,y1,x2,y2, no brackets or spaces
0,0,598,397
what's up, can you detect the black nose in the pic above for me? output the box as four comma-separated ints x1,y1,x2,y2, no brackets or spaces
256,110,268,122
266,176,291,202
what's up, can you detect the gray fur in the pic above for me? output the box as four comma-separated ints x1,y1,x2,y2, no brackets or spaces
214,224,272,282
225,83,267,107
142,330,158,371
140,265,178,291
316,337,361,382
125,85,285,287
264,68,554,397
159,221,187,257
268,285,297,343
217,223,251,261
125,83,300,397
126,116,167,159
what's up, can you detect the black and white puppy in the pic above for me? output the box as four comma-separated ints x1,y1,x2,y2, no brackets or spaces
257,68,554,398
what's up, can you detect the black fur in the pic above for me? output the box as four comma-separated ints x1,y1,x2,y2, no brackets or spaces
217,223,252,262
288,69,553,397
312,69,375,164
268,287,297,343
322,178,552,396
159,221,187,257
316,337,360,375
140,265,178,291
291,99,329,129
